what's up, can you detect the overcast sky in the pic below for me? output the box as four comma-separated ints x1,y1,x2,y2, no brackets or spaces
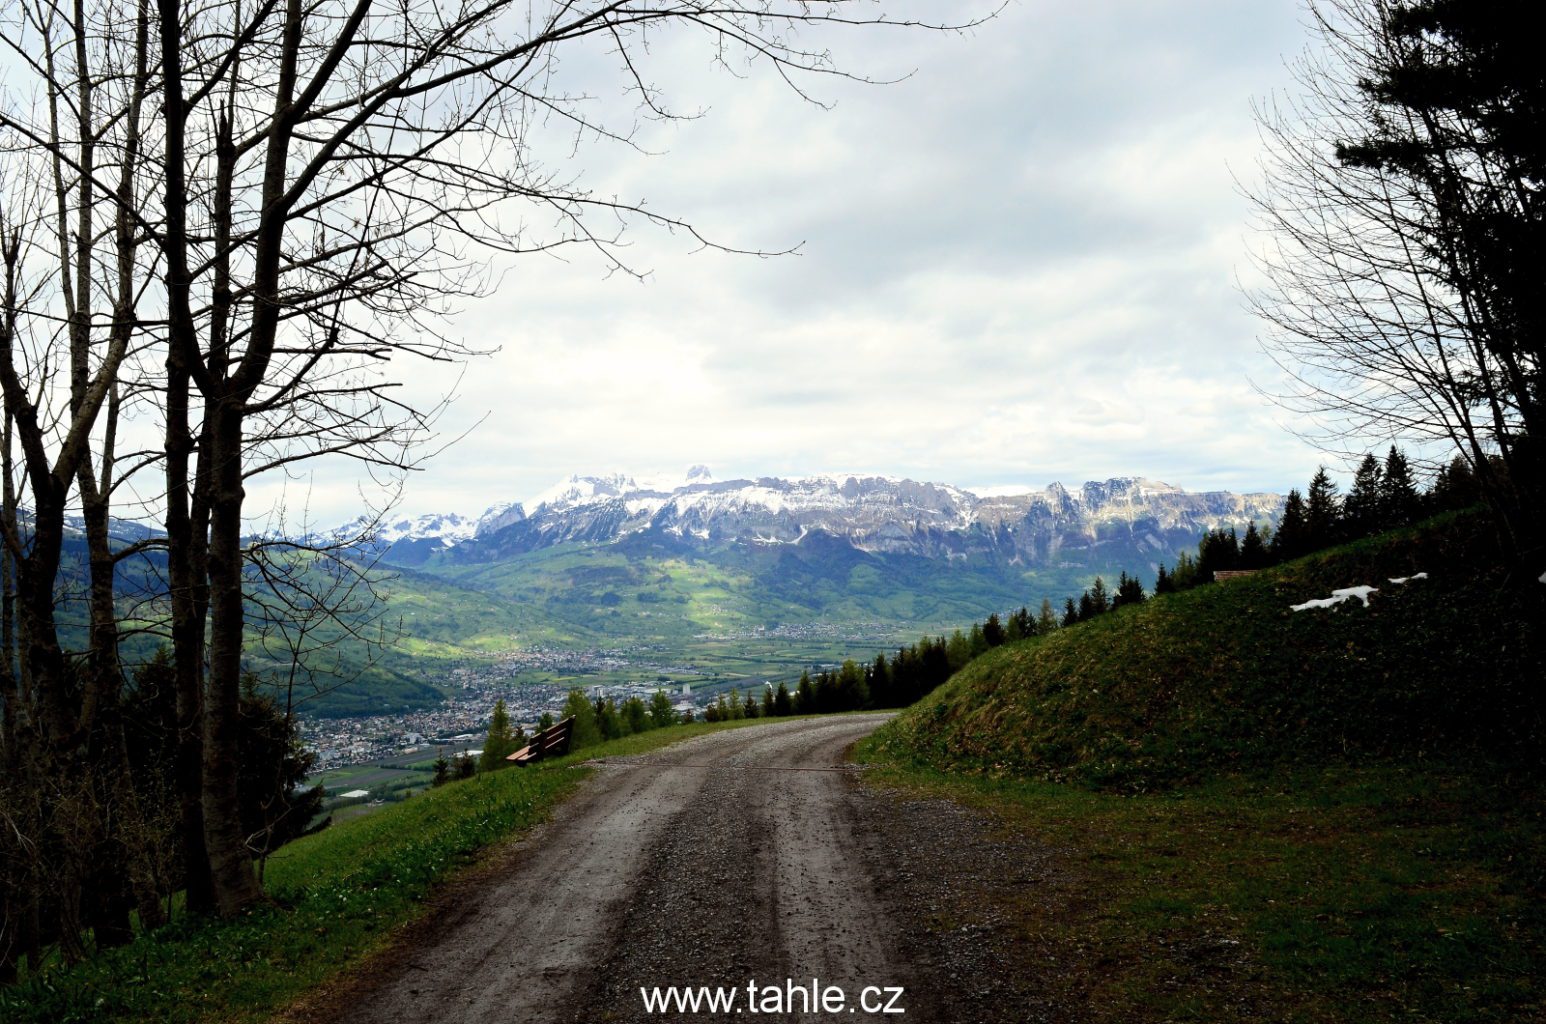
256,0,1328,525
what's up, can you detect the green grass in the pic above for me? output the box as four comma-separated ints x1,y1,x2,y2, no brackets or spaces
857,512,1546,1021
0,718,767,1024
871,513,1545,790
855,754,1546,1023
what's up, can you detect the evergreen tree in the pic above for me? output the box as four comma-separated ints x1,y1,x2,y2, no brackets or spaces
1038,598,1059,633
794,671,815,714
1343,454,1385,537
538,711,555,732
561,689,602,749
774,682,794,715
814,671,838,714
921,637,951,693
743,692,760,718
1306,467,1342,549
1271,488,1309,561
649,690,677,728
1089,576,1110,615
1431,456,1481,513
1115,571,1145,607
761,684,775,718
1076,591,1094,621
982,613,1006,647
454,753,477,779
945,629,972,671
1381,445,1421,526
622,696,650,734
1154,563,1174,594
869,654,892,707
1239,521,1269,569
479,698,516,772
432,752,451,787
1196,528,1241,580
967,622,989,658
1062,597,1079,627
890,647,919,705
1171,550,1200,589
836,659,869,710
234,674,326,857
596,697,624,738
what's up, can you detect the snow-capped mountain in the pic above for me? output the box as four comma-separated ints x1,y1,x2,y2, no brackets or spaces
352,468,1282,569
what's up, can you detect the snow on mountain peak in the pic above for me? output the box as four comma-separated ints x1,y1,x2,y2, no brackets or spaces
373,512,476,545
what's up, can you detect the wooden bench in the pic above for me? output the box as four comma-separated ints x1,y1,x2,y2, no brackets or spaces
506,716,575,765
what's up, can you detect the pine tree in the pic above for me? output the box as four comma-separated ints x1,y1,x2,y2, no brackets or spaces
1431,456,1481,513
794,671,815,714
1038,598,1059,633
649,690,676,728
982,613,1006,647
479,698,516,772
1115,572,1145,607
622,696,650,734
1154,563,1174,594
967,623,989,658
1381,446,1421,527
455,753,476,779
743,692,760,719
761,685,775,718
1196,528,1241,581
869,654,892,707
562,689,602,749
1343,454,1385,538
945,629,972,671
1169,551,1196,589
831,660,866,710
1239,521,1268,569
1062,597,1079,627
1271,488,1309,561
1306,467,1342,550
773,682,794,716
1089,577,1110,615
814,672,838,714
596,698,624,738
432,752,451,787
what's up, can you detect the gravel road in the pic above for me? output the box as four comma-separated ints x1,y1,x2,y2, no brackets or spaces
289,715,1043,1024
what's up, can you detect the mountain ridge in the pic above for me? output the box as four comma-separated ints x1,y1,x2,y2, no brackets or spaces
347,469,1283,571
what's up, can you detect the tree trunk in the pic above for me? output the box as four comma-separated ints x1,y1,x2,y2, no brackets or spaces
200,402,262,915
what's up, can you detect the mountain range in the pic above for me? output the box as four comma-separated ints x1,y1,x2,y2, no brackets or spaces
342,468,1283,575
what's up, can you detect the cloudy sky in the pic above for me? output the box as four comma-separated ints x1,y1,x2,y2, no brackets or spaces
259,0,1329,524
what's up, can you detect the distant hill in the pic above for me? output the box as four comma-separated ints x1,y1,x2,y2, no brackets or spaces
44,468,1286,718
869,512,1546,789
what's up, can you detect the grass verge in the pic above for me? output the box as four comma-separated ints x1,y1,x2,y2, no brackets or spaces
0,718,766,1024
856,744,1546,1023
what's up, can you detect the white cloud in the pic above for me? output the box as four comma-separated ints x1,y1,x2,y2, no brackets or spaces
254,0,1331,523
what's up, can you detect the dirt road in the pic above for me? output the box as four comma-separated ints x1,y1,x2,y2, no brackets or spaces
290,715,1057,1024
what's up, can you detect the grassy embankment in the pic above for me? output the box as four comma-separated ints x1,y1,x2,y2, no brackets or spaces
861,513,1545,1022
0,719,766,1024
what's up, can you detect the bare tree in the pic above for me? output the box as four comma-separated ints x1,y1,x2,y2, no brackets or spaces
2,0,996,933
149,0,993,916
1248,0,1544,555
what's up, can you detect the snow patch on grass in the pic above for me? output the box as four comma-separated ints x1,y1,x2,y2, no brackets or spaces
1290,585,1379,612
